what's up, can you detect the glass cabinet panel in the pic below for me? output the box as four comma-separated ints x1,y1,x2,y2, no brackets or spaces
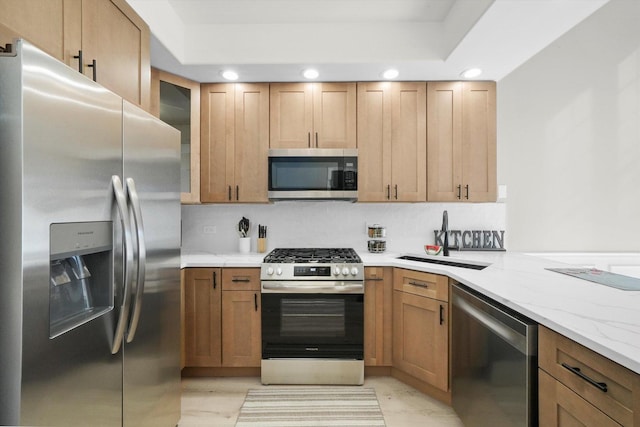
151,68,200,203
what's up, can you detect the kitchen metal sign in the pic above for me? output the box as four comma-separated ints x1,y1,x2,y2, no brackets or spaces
434,230,506,251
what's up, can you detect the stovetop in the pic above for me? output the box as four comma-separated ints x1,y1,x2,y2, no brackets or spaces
263,248,362,264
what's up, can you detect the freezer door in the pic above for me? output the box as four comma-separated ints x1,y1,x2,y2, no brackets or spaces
122,100,181,427
1,40,124,426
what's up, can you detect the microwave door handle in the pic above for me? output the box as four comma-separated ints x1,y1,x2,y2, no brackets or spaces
125,178,146,343
111,176,134,354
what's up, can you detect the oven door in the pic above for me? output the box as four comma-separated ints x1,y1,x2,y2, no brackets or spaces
261,293,363,359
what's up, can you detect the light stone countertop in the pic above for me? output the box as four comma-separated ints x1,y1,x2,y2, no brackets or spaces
181,250,640,375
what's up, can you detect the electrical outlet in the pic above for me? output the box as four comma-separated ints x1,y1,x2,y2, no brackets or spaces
203,225,217,234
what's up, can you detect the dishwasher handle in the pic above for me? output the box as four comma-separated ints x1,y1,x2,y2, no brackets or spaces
453,285,537,356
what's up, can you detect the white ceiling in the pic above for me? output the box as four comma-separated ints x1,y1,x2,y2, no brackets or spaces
128,0,610,83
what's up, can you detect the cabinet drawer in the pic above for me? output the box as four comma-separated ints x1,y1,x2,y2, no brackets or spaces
539,369,621,427
539,326,640,426
365,266,386,280
222,268,261,291
393,268,448,302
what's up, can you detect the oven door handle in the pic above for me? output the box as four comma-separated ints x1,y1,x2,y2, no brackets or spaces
261,281,364,294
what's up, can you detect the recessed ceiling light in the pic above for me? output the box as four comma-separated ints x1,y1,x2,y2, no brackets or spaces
461,68,482,79
382,69,399,79
303,69,319,79
221,70,239,81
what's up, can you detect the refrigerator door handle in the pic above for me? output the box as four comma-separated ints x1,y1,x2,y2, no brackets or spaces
125,177,146,343
111,175,134,354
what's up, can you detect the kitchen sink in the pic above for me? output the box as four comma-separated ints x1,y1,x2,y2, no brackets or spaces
396,254,490,270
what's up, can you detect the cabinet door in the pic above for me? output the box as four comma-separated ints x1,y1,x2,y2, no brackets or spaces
427,81,496,202
313,82,356,148
270,83,313,148
393,290,448,391
151,68,201,204
184,268,222,367
364,267,393,366
427,81,463,201
234,83,269,202
357,82,392,201
391,82,427,201
222,290,261,367
539,370,621,427
201,83,235,202
81,0,150,110
0,0,79,63
461,81,496,202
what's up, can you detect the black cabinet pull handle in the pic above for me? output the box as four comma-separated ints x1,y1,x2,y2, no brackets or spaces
366,278,384,282
387,184,390,200
408,281,428,288
228,185,231,200
87,59,97,81
315,132,318,148
212,271,217,289
232,278,251,283
465,184,469,199
73,50,83,74
254,293,258,311
561,363,608,392
236,185,239,200
456,185,461,199
394,185,398,200
439,305,445,325
308,132,311,148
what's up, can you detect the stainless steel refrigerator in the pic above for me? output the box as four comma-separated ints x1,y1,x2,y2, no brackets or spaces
0,39,181,426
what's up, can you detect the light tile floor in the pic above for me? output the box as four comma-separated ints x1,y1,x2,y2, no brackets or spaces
179,376,464,427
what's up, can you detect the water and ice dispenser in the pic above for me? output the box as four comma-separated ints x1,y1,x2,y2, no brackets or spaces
49,222,114,338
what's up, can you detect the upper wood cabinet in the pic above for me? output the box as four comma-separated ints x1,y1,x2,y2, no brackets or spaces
0,0,150,110
270,82,356,149
151,68,201,204
357,82,427,202
427,81,496,202
0,0,73,62
200,83,269,203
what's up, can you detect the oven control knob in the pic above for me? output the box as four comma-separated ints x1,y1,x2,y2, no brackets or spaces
334,267,341,276
341,267,349,276
276,267,283,276
266,267,274,276
350,267,359,276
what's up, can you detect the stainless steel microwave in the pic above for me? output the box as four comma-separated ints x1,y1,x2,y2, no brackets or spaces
268,148,358,201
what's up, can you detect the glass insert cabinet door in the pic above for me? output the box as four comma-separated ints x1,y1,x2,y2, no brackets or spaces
151,68,201,204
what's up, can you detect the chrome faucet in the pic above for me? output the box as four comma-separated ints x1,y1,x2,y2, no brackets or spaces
441,210,449,256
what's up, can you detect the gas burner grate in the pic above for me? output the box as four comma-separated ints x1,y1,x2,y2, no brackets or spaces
263,248,361,264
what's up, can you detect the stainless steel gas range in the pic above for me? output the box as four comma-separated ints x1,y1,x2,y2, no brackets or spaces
260,248,364,385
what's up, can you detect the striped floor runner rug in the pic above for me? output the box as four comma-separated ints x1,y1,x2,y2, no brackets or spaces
235,386,386,426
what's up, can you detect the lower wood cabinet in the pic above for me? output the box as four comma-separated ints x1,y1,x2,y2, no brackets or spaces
182,267,261,368
392,268,449,392
221,268,261,367
538,326,640,426
183,268,222,367
364,267,392,366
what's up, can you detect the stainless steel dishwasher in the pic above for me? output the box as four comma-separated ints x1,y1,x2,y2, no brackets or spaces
452,283,538,427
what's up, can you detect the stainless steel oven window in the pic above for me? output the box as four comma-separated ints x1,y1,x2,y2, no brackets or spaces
280,299,346,337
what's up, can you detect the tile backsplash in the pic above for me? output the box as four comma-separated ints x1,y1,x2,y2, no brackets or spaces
182,202,506,255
